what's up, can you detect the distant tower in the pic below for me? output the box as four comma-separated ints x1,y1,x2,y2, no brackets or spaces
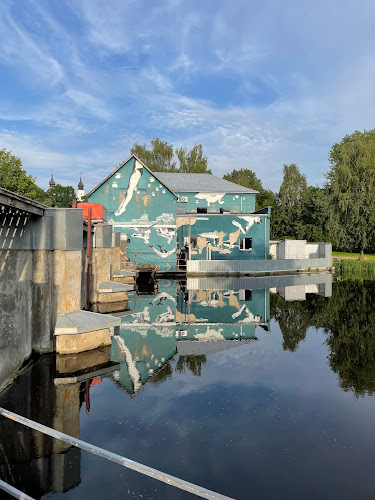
49,170,55,188
77,174,85,201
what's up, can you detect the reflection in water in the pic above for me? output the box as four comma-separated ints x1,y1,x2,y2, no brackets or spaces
5,273,375,499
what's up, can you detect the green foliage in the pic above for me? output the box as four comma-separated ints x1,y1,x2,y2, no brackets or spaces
223,168,277,211
0,148,46,203
131,138,211,173
176,144,211,173
271,281,375,397
45,184,75,208
272,164,308,240
334,259,375,280
327,129,375,256
175,355,207,376
131,138,176,172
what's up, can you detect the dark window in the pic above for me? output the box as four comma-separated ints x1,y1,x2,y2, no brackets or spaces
245,289,252,301
197,207,208,214
220,208,230,214
240,237,252,250
190,236,197,248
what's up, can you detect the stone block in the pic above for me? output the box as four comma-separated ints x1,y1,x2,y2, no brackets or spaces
96,291,128,303
55,328,111,354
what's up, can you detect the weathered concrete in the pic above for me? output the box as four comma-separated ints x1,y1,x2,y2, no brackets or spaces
55,328,112,354
55,310,121,335
90,301,128,313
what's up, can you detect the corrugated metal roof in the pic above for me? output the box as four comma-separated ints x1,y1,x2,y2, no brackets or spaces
156,173,258,193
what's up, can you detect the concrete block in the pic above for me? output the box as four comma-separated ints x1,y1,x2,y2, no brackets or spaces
56,346,112,374
54,361,120,384
90,301,128,313
98,281,134,292
112,231,121,248
112,276,135,284
48,209,83,251
55,328,111,354
112,270,137,278
93,225,113,248
54,310,121,335
96,291,128,303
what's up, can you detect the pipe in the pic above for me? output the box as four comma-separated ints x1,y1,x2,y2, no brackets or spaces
0,407,234,500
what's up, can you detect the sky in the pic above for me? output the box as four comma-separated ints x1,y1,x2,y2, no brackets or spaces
1,0,375,193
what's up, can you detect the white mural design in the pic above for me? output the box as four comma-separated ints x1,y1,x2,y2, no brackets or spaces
152,292,176,305
155,305,174,323
199,231,226,239
115,159,143,216
194,326,225,341
195,192,226,204
150,245,175,259
156,226,175,244
232,304,262,323
232,216,262,234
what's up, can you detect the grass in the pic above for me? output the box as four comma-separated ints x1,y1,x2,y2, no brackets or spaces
332,251,375,261
334,258,375,280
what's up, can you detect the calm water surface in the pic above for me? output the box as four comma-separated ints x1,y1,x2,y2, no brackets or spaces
1,275,375,499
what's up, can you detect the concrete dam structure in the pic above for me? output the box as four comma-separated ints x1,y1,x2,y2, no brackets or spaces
0,188,127,390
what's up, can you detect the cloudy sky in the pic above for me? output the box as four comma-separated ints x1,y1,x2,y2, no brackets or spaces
1,0,374,192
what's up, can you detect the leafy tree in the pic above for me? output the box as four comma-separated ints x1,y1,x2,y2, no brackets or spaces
175,355,206,376
175,144,211,173
223,168,276,211
131,138,176,172
326,129,375,257
273,164,307,239
45,184,75,208
0,148,46,203
300,186,330,242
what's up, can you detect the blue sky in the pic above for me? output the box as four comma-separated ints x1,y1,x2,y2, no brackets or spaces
1,0,375,192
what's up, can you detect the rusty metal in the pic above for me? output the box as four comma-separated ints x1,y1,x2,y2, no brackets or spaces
85,380,90,413
72,198,77,208
86,206,92,308
0,407,234,500
0,479,35,500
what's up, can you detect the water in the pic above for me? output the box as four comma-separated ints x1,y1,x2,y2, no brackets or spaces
1,275,375,499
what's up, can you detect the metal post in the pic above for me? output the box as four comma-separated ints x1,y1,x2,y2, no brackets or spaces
86,207,92,309
0,407,234,500
72,198,77,208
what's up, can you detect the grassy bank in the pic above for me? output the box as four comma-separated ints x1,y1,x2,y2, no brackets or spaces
333,251,375,261
334,258,375,280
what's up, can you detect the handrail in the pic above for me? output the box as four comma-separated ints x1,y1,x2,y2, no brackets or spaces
0,479,35,500
0,407,235,500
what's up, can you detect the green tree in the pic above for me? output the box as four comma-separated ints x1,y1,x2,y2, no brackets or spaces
0,148,46,202
175,355,207,376
273,164,307,239
326,129,375,257
131,138,176,172
45,184,75,208
175,144,211,173
300,186,330,242
223,168,276,211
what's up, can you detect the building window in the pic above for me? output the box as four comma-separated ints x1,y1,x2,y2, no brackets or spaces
240,238,252,250
239,289,252,301
197,207,207,214
220,208,230,214
190,236,197,248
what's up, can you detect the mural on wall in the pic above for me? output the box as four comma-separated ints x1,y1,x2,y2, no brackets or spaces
113,213,176,255
115,159,143,216
194,192,226,204
176,213,269,260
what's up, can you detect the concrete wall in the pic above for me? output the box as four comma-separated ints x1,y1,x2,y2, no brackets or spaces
186,245,332,274
0,207,121,390
271,240,329,260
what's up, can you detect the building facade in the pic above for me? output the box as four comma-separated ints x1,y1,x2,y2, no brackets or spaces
89,156,271,270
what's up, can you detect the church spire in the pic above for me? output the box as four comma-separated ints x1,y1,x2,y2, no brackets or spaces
78,174,84,190
77,173,85,201
49,170,55,188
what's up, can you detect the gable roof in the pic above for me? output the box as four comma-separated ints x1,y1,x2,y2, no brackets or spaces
156,173,258,193
87,155,178,198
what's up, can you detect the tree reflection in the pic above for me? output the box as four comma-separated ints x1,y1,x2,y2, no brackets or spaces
271,281,375,397
175,355,207,376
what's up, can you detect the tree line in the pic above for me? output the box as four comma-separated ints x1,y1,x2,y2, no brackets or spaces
2,128,375,255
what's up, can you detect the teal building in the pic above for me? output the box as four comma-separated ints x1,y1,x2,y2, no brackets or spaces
88,156,177,270
89,156,271,269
